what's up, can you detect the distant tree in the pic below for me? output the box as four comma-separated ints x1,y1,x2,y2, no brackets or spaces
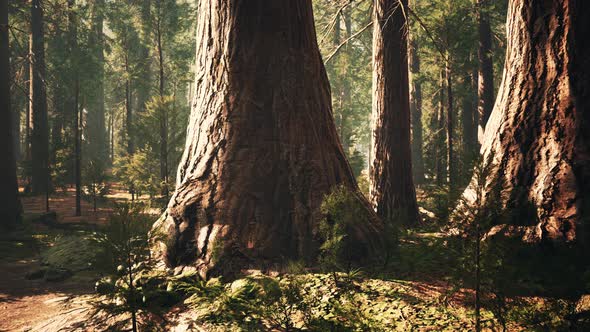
370,0,420,225
476,0,494,140
86,0,108,162
461,66,478,176
409,4,425,185
67,0,82,216
30,0,49,195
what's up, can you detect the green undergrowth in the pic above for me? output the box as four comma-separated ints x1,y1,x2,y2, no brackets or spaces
161,271,483,331
42,233,105,272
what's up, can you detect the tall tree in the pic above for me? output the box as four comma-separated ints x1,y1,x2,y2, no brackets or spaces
341,7,352,153
370,0,420,225
445,56,456,188
136,0,151,115
435,69,446,185
155,0,168,198
30,0,49,195
461,66,478,174
409,23,425,185
87,0,107,162
1,0,21,227
68,0,81,216
153,0,384,276
462,0,590,243
122,29,134,156
476,0,494,141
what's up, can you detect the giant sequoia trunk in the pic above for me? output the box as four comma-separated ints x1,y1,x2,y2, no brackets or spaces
370,0,420,225
462,0,590,244
30,0,49,194
1,0,21,227
153,0,384,276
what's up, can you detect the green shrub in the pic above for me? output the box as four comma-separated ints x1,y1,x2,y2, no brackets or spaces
318,185,397,278
90,203,171,331
42,234,104,273
319,186,367,274
82,159,110,211
113,149,161,199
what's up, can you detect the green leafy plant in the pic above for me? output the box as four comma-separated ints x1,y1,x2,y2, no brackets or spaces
82,159,110,212
113,149,161,200
91,203,170,332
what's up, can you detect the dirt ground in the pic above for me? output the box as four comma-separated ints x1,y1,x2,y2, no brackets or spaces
0,187,117,332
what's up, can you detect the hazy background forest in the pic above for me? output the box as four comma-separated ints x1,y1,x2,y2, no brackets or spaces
1,0,589,331
6,0,506,199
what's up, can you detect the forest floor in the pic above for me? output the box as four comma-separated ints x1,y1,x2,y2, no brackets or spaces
0,186,586,331
0,185,126,332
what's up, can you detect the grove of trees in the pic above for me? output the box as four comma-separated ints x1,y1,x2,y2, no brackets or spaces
1,0,589,329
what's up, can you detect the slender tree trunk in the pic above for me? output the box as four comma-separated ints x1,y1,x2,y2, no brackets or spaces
30,0,49,195
153,0,385,277
409,18,424,185
435,70,446,185
68,0,81,216
50,92,63,164
24,49,31,165
370,0,420,225
1,0,21,228
124,33,134,156
74,85,81,216
88,0,106,161
333,10,343,141
156,0,168,199
125,81,133,155
445,59,456,188
109,112,114,163
12,68,21,162
49,29,65,166
476,0,494,142
340,7,352,153
462,0,590,244
136,0,151,115
461,67,478,176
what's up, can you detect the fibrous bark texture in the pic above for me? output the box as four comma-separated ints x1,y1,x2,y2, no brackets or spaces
153,0,384,277
370,0,420,225
462,0,590,244
1,0,21,227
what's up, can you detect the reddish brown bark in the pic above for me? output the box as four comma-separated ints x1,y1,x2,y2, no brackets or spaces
153,0,384,276
462,0,590,244
370,0,420,225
